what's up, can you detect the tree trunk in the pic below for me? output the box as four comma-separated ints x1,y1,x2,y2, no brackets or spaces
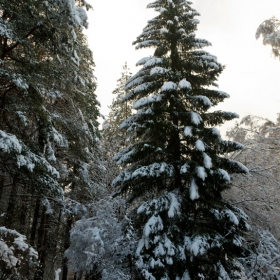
4,180,17,228
173,115,182,190
19,191,28,234
62,215,73,280
34,205,50,280
30,198,41,246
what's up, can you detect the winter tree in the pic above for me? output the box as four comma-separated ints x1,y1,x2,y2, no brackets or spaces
113,1,250,279
226,115,280,239
101,63,133,190
104,62,133,141
65,196,137,280
225,115,280,278
0,0,102,279
64,62,137,279
243,228,280,279
256,16,280,58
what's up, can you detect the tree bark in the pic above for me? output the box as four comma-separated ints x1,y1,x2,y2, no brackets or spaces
34,206,50,280
4,180,17,228
62,215,73,280
30,198,41,246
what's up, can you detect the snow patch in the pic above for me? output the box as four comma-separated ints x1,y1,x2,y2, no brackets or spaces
131,162,174,179
190,112,202,125
190,179,199,200
144,215,164,237
154,242,165,257
203,153,212,169
184,126,192,137
228,159,249,174
55,269,61,280
217,91,230,98
133,94,163,109
223,209,239,225
182,270,191,280
212,127,221,138
136,40,159,50
160,28,168,34
150,67,169,76
195,139,205,152
217,168,230,182
125,76,145,90
167,193,180,218
161,81,177,91
0,130,22,153
217,262,230,280
178,79,192,90
136,57,151,66
177,28,186,34
195,95,213,107
143,57,163,68
132,82,155,95
180,163,189,174
196,166,207,181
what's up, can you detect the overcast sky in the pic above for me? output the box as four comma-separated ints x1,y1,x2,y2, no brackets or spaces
85,0,280,131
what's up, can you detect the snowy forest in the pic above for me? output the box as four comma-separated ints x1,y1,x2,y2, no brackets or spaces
0,0,280,279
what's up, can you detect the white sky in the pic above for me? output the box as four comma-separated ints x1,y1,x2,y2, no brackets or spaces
85,0,280,131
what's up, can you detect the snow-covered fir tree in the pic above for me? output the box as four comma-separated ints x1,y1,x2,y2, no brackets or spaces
111,62,133,132
0,0,102,279
102,63,133,191
113,1,250,279
102,63,133,151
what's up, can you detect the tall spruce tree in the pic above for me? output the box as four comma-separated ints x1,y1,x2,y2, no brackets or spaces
102,63,133,190
103,63,133,151
113,1,250,279
0,0,102,279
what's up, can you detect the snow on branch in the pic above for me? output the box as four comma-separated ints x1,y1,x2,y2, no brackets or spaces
0,130,60,178
137,192,181,218
133,94,163,109
0,130,22,154
0,227,38,275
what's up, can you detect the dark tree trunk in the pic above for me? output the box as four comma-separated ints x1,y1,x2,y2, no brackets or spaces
4,180,17,228
19,191,28,234
34,206,50,280
170,36,182,191
172,115,182,190
0,173,3,202
62,215,73,280
30,198,41,246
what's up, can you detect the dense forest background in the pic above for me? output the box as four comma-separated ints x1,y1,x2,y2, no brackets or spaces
0,0,280,279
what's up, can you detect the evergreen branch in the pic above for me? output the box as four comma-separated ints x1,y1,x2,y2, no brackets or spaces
1,25,42,59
